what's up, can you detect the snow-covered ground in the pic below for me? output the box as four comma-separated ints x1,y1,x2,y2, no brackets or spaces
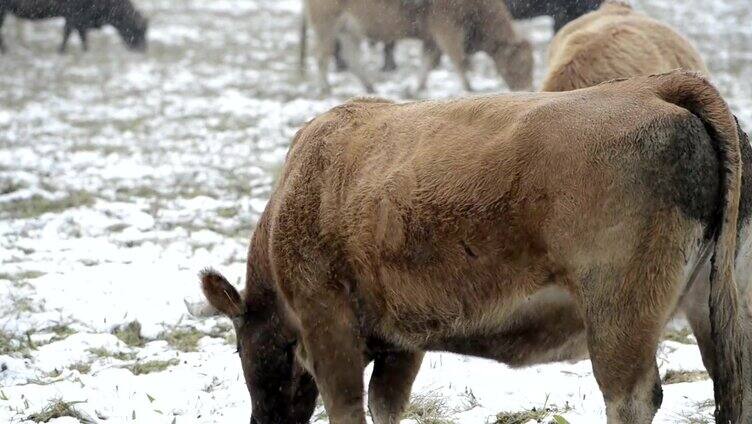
1,0,750,422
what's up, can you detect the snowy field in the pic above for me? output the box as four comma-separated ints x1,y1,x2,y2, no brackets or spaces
1,0,751,422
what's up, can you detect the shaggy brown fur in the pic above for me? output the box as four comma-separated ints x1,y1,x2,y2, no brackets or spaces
301,0,533,93
541,2,708,92
196,71,749,424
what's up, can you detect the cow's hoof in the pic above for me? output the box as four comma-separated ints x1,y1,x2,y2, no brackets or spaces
381,63,397,72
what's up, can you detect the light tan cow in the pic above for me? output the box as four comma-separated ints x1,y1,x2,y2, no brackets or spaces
541,2,708,91
301,0,533,93
191,70,751,424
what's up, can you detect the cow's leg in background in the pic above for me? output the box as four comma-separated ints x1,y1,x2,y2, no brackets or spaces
14,15,24,46
580,218,692,423
77,28,88,51
416,40,441,92
336,26,374,93
681,263,717,378
334,39,347,71
305,0,339,94
428,17,472,91
0,10,6,53
295,284,367,424
368,351,424,424
59,21,73,53
382,41,397,71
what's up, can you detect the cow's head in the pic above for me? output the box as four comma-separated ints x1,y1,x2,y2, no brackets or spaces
493,39,534,91
188,269,318,424
111,2,148,52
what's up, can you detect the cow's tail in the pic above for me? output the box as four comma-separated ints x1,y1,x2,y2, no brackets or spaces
652,70,746,423
299,4,308,76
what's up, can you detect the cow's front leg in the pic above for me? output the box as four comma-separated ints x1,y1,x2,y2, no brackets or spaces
59,21,73,53
416,40,441,92
368,350,424,424
429,17,472,92
295,286,367,424
0,11,7,54
381,41,397,72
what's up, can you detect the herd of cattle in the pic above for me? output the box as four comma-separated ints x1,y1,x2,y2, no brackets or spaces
3,0,752,423
191,2,752,424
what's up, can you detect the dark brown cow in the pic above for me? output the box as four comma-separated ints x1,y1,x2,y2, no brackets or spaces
0,0,148,53
193,71,751,423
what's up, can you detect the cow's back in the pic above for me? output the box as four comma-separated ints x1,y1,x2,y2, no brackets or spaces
542,3,708,91
265,82,721,347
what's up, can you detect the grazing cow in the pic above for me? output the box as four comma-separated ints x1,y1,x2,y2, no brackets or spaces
507,0,605,32
189,70,751,423
541,2,707,91
0,0,148,53
328,0,605,74
301,0,533,93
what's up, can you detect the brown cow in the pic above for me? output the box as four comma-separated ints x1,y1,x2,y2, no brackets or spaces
538,3,745,396
192,71,751,423
541,2,708,92
301,0,533,94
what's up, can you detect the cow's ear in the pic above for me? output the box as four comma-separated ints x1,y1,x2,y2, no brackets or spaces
199,269,244,318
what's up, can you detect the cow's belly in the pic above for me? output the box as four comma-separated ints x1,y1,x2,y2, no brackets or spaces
370,284,589,367
10,5,61,20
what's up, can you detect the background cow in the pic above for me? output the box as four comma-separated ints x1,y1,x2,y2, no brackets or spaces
301,0,533,93
0,0,148,53
344,0,605,73
541,2,707,91
194,71,750,424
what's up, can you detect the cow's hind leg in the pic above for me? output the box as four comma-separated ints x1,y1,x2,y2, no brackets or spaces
368,351,424,424
77,28,88,51
295,285,367,424
582,216,695,423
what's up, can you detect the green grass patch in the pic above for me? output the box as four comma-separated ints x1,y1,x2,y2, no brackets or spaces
0,330,32,356
1,191,95,219
45,324,76,342
106,223,130,233
676,399,714,423
494,399,572,424
27,398,88,423
0,270,46,283
158,327,204,352
663,370,709,384
70,143,129,155
216,206,239,219
87,347,137,361
404,391,455,424
125,358,179,376
112,321,146,347
69,362,92,374
115,186,160,200
664,327,695,344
